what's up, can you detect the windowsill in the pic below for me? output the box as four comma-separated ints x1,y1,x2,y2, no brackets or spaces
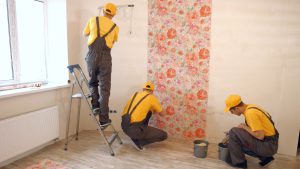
0,82,70,99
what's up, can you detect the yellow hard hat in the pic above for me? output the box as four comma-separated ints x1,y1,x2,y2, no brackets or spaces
143,81,154,91
224,94,242,112
104,3,117,16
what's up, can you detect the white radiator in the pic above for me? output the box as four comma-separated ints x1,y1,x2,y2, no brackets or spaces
0,106,59,163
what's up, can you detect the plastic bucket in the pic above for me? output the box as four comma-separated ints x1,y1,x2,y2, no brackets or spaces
193,140,209,158
218,143,229,161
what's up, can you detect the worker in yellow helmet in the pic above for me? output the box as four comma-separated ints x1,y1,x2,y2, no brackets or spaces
83,3,119,127
224,95,279,168
121,82,168,150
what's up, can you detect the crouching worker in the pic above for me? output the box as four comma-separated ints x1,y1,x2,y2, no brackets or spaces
121,82,168,151
224,95,279,169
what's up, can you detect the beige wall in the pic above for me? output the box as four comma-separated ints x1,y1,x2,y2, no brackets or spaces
207,0,300,156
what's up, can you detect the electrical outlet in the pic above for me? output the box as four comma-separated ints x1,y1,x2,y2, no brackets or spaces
109,110,117,113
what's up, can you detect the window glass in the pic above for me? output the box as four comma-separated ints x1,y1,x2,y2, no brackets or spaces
15,0,47,82
0,0,13,81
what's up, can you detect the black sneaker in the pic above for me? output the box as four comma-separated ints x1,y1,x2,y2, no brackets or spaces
259,156,274,167
100,119,111,130
233,161,247,169
92,108,100,115
225,158,247,169
130,138,143,151
100,119,111,125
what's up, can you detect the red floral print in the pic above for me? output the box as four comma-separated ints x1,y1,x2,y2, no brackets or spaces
195,128,205,138
166,105,175,115
197,89,208,100
167,28,177,39
166,68,176,78
199,48,209,59
183,130,194,138
200,5,211,17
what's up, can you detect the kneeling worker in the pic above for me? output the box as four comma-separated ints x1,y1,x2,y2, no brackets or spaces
121,82,168,150
224,94,279,169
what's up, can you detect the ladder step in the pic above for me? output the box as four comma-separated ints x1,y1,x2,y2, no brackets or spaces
100,123,111,127
72,93,92,99
72,93,82,98
99,122,111,130
108,132,119,145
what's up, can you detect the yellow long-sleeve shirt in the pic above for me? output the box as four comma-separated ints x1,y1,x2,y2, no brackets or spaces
83,16,119,48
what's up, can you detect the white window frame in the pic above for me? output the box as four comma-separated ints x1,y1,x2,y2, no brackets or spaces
0,0,48,89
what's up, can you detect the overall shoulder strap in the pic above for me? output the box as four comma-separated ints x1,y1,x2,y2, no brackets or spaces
126,92,138,114
96,17,100,37
129,93,150,115
103,23,116,38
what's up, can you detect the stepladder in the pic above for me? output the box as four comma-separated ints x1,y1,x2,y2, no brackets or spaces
64,64,122,156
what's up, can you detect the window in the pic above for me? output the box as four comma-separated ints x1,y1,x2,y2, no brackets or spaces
0,0,47,88
0,0,13,81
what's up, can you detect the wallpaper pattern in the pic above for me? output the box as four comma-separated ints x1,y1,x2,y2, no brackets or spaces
148,0,211,139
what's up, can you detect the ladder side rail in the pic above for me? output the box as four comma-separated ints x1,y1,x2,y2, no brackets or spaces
110,124,123,144
78,67,90,89
75,79,83,140
64,77,75,150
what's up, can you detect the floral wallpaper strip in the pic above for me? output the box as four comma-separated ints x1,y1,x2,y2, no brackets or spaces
148,0,211,139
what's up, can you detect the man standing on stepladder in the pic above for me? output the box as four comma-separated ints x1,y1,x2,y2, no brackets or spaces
83,3,119,126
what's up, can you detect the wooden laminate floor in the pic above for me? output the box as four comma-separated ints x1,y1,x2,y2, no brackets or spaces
2,131,300,169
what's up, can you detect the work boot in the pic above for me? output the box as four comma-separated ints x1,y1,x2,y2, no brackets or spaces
99,113,110,124
92,108,100,116
100,119,111,130
226,161,247,169
130,138,144,151
259,156,274,167
225,155,247,169
100,119,111,125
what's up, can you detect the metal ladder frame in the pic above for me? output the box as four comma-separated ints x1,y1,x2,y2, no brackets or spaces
64,64,122,156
